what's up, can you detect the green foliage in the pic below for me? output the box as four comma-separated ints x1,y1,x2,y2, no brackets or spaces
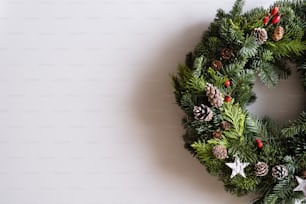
229,0,245,21
266,40,306,58
228,140,257,163
263,179,293,204
221,102,246,141
179,93,194,113
219,18,245,45
186,75,206,93
207,67,228,88
192,56,205,77
255,61,279,88
245,114,268,139
191,141,225,175
230,69,256,106
225,175,257,195
260,50,274,62
222,60,247,77
282,112,306,137
238,36,259,58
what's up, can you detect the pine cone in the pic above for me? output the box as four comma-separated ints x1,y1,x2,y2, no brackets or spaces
252,28,268,44
272,165,288,180
272,26,284,41
205,83,224,108
220,48,232,59
212,145,227,159
301,170,306,179
212,131,222,139
193,104,213,122
221,121,231,130
255,162,269,177
211,60,222,71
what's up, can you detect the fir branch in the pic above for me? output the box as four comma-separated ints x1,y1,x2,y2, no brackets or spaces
221,102,246,141
228,140,257,163
191,141,225,175
281,111,306,137
207,67,228,88
219,18,245,45
263,178,295,204
259,49,274,62
192,56,204,77
186,75,207,93
238,35,259,58
266,40,306,58
229,0,245,21
282,16,304,41
245,114,268,139
222,60,247,77
179,93,194,113
255,61,279,88
241,6,266,30
230,69,256,106
227,175,257,192
207,37,221,55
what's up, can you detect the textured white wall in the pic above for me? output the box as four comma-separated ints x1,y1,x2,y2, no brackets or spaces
0,0,304,203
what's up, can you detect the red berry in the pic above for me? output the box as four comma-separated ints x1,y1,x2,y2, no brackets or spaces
224,96,231,102
224,79,231,87
271,6,279,16
255,138,261,143
271,15,281,24
263,15,270,25
257,141,263,149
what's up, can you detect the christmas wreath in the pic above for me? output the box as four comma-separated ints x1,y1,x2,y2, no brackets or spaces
172,0,306,203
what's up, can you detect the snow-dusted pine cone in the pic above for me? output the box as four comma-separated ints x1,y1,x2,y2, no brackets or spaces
255,162,269,177
212,145,227,159
205,83,224,108
272,165,288,180
193,104,213,122
272,26,284,41
252,28,268,44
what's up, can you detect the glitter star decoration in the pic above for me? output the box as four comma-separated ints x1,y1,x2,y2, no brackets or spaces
293,176,306,197
226,156,249,178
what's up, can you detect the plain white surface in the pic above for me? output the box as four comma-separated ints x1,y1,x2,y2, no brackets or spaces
0,0,305,203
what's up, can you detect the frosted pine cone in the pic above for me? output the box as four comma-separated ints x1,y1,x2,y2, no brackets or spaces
272,26,284,41
205,83,224,108
272,165,288,180
212,145,227,159
255,162,269,177
252,28,268,44
193,104,213,122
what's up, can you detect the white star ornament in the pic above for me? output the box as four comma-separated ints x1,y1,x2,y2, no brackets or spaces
226,157,249,178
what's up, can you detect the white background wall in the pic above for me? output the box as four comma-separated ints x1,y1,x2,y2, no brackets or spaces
0,0,304,203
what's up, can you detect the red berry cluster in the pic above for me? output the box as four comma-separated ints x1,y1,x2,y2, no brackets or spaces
263,6,281,25
255,138,264,149
224,79,231,103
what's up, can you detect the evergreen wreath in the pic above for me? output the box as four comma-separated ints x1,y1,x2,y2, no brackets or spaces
172,0,306,203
